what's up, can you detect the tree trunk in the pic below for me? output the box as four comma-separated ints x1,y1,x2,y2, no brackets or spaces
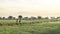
19,18,21,23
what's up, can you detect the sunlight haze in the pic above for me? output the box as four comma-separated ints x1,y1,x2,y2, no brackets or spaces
0,0,60,17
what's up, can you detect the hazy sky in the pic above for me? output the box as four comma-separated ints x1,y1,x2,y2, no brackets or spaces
0,0,60,17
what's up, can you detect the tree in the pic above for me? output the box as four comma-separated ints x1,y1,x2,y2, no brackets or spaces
30,16,36,20
45,17,49,19
56,17,60,19
37,16,42,19
18,15,22,23
50,17,56,22
23,17,29,20
0,17,2,20
13,17,16,20
50,17,55,19
2,17,5,20
8,16,13,20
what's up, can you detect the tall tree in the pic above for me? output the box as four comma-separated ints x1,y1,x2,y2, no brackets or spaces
8,16,13,20
18,15,22,23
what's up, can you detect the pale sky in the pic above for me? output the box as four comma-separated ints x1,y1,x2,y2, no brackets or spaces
0,0,60,17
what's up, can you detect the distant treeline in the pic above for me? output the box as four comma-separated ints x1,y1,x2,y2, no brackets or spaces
0,15,60,20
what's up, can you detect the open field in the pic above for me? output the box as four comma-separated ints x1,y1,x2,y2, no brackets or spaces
0,20,60,34
0,19,57,24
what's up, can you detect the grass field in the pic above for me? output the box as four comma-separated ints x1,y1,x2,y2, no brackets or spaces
0,20,60,34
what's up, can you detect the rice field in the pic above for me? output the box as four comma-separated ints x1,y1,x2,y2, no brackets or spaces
0,20,60,34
